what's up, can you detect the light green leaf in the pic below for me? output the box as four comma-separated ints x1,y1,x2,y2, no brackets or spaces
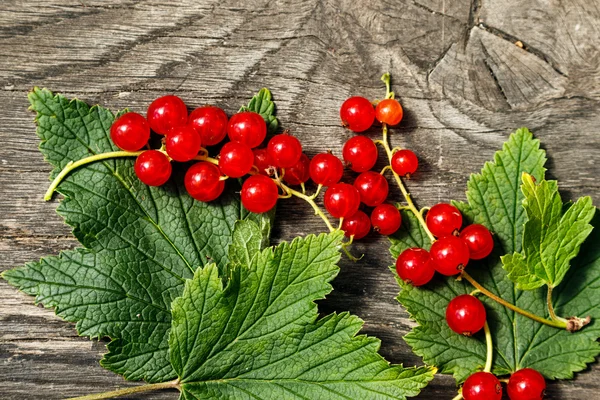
503,174,595,289
170,231,434,399
240,88,278,134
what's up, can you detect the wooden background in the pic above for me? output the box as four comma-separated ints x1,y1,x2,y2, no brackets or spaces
1,0,599,398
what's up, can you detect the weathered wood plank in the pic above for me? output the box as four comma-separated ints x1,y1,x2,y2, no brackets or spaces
1,0,599,398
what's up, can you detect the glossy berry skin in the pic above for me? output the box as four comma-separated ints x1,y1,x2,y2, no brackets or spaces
340,96,375,132
342,135,378,173
396,248,435,286
341,210,371,240
283,153,310,186
391,149,418,177
253,148,274,175
110,112,150,151
507,368,546,400
446,294,486,336
241,175,278,213
184,162,225,202
371,204,402,235
324,183,361,219
219,142,254,178
375,98,404,126
227,111,267,148
309,153,344,186
147,95,188,135
353,171,389,207
134,150,172,186
462,372,502,400
426,203,463,237
267,134,302,168
188,106,228,146
430,235,470,275
460,224,494,260
165,125,201,162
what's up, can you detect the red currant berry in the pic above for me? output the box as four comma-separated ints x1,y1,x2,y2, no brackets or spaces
371,203,402,235
341,210,371,240
110,112,150,151
375,98,404,126
241,174,278,213
340,96,375,132
353,171,389,206
446,294,486,336
507,368,546,400
253,148,275,175
134,150,172,186
283,153,310,186
188,106,228,146
463,372,502,400
309,153,344,186
426,203,463,237
324,183,361,219
396,248,435,286
460,224,494,260
219,141,254,178
165,125,201,162
430,235,470,275
227,111,267,148
184,162,225,202
147,95,188,135
391,149,418,177
342,135,378,173
267,134,302,168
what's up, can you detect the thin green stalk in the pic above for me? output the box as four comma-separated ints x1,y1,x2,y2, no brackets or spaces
483,322,493,372
66,379,180,400
547,286,568,324
278,181,336,233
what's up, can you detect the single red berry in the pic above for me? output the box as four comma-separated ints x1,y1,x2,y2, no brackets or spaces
460,224,494,260
147,95,188,135
267,133,302,168
391,149,418,177
371,204,402,235
219,141,254,178
446,294,486,336
375,98,404,126
184,162,225,202
341,210,371,240
241,174,278,213
309,153,344,186
462,372,502,400
395,248,435,286
507,368,546,400
110,112,150,151
430,235,470,275
134,150,172,186
188,106,228,146
165,125,201,162
340,96,375,132
354,171,389,206
324,183,361,219
283,153,310,186
227,111,267,148
253,148,275,175
342,135,378,173
426,203,463,237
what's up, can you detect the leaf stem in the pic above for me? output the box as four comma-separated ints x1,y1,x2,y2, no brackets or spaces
66,379,180,400
462,271,567,329
483,321,493,372
547,286,568,324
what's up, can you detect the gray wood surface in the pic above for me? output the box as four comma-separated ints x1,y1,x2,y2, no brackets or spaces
1,0,599,398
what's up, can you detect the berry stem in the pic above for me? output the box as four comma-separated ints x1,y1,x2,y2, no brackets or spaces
483,321,493,373
547,286,568,324
451,393,463,400
66,379,180,400
462,271,567,329
277,181,336,232
381,72,395,100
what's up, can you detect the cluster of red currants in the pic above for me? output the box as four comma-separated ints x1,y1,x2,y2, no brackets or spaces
462,368,547,400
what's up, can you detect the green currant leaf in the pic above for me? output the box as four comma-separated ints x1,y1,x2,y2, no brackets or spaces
1,88,272,383
240,88,278,134
503,174,595,290
392,128,600,383
170,229,434,399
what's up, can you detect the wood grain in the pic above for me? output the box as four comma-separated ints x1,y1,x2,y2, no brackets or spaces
1,0,599,398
